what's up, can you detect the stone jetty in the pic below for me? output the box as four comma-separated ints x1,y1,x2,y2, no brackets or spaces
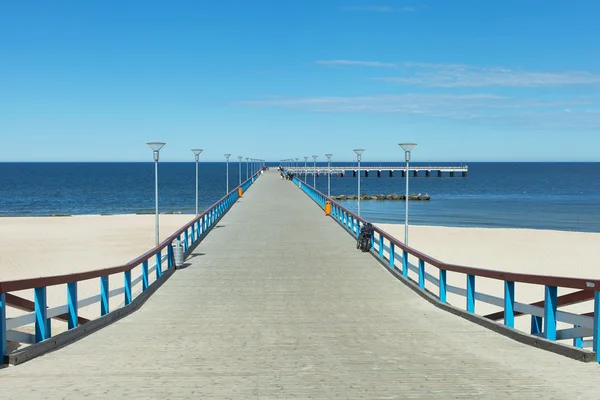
331,193,431,201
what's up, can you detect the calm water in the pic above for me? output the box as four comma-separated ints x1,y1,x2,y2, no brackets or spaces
1,162,599,232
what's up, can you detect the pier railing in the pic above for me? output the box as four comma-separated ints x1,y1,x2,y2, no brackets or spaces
0,173,260,364
291,176,600,362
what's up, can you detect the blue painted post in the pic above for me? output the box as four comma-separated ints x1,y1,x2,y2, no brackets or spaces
402,250,408,278
142,260,149,291
196,221,201,239
530,315,543,335
593,291,599,359
124,270,132,306
34,287,49,342
418,259,425,290
0,292,6,359
184,229,189,251
439,270,447,303
389,242,395,268
379,235,384,259
100,275,109,316
190,224,195,244
356,220,360,238
156,251,162,279
467,274,475,313
573,325,583,348
544,285,557,341
167,244,173,268
504,281,515,328
370,230,375,250
67,282,78,329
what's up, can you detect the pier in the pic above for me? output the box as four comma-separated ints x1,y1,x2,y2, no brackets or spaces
284,165,468,177
1,170,600,398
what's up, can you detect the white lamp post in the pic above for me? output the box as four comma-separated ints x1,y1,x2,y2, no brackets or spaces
147,142,166,245
353,149,365,217
312,155,318,187
304,156,308,181
192,149,203,215
325,153,333,197
224,154,231,193
399,143,417,245
238,156,243,185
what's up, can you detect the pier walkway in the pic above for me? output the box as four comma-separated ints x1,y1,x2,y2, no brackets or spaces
1,171,599,398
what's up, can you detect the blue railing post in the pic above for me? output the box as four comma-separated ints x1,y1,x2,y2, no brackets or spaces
504,281,515,328
184,228,188,250
544,285,557,341
370,230,375,250
402,250,408,278
378,235,384,259
531,315,543,335
167,244,173,268
124,270,132,306
100,275,109,316
156,251,162,279
389,242,395,268
67,282,78,329
0,292,6,359
467,274,475,313
142,260,149,291
34,287,49,342
593,291,599,360
418,259,425,290
439,269,447,303
573,325,583,348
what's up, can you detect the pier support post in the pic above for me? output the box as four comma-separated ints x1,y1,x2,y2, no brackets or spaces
402,170,406,178
462,171,468,177
437,170,442,177
426,170,430,178
365,171,369,178
450,171,455,177
377,170,381,178
353,170,356,177
389,170,393,177
413,170,418,178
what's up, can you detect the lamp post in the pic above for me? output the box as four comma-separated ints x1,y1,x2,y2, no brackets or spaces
325,153,333,197
238,156,243,185
304,156,308,181
353,149,365,217
147,142,165,245
224,154,231,193
192,149,203,215
312,155,318,187
399,143,417,245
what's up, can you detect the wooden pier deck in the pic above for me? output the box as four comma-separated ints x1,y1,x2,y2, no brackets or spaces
1,170,598,399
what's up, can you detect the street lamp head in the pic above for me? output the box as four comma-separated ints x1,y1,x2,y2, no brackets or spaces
325,153,333,160
295,157,299,161
312,155,318,160
147,142,166,151
353,149,365,155
238,156,243,161
224,154,231,160
246,157,249,161
399,143,417,152
304,156,308,161
191,149,203,155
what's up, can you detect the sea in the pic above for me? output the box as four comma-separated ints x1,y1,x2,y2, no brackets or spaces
1,162,599,233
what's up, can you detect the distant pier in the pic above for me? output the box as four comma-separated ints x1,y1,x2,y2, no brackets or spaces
284,165,468,178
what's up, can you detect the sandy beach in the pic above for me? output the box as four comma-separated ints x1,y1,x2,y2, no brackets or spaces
0,214,195,345
376,224,600,336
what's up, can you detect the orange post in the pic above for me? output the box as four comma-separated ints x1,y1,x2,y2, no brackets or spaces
238,187,243,197
325,201,331,215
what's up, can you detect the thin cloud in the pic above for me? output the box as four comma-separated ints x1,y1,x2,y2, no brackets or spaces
373,62,600,87
235,94,600,128
316,60,397,68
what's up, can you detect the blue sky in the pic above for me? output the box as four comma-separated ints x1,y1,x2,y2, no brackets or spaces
1,0,599,162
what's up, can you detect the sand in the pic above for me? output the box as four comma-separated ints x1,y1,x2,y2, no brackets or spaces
375,224,599,338
0,214,195,345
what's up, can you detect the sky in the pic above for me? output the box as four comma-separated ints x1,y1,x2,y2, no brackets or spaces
1,0,600,162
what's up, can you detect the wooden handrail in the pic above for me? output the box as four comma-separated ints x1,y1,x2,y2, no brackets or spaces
306,181,600,291
0,177,255,294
